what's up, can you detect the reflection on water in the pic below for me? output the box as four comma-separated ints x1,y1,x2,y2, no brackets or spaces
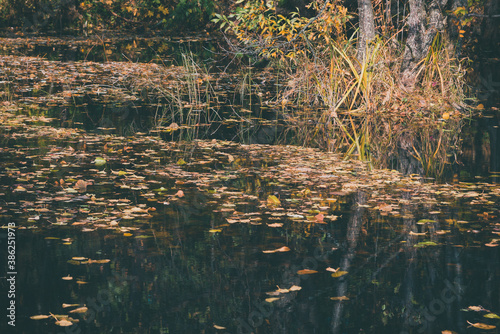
0,34,218,64
0,125,498,333
0,36,499,334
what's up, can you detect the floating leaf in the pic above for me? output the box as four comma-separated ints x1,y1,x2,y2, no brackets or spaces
331,271,348,278
467,321,495,330
69,307,88,314
62,304,80,308
30,315,51,320
62,275,73,281
89,259,111,264
315,213,325,222
177,158,186,165
209,229,222,233
330,296,349,301
265,297,280,303
465,306,489,312
214,324,226,330
414,241,438,248
417,219,436,224
297,269,318,275
484,313,500,319
74,180,88,192
263,246,290,254
289,285,302,291
267,195,281,206
55,319,73,327
93,157,107,166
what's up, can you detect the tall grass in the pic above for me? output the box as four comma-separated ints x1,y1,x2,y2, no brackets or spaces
152,52,221,141
277,33,469,177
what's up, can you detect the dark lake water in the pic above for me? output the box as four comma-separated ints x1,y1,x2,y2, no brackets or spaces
0,34,499,334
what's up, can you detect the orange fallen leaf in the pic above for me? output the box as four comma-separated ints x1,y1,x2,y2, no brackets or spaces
330,296,349,301
297,269,318,275
467,321,496,330
263,246,290,254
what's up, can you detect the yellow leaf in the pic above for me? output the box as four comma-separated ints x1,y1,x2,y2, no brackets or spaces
265,297,280,303
484,313,500,319
467,321,496,330
267,195,280,206
209,229,222,233
476,104,484,110
331,271,348,278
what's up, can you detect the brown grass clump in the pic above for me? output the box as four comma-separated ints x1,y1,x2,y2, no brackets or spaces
276,34,470,178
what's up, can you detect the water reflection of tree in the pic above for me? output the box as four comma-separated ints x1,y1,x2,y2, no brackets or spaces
331,191,366,333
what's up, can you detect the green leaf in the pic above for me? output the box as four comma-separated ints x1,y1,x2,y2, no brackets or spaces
417,219,436,224
484,313,500,319
93,157,107,166
414,241,438,248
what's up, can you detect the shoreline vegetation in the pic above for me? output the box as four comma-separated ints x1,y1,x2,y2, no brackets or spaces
1,0,498,178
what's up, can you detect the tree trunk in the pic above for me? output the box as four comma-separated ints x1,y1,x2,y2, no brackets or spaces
357,0,376,61
400,0,448,90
